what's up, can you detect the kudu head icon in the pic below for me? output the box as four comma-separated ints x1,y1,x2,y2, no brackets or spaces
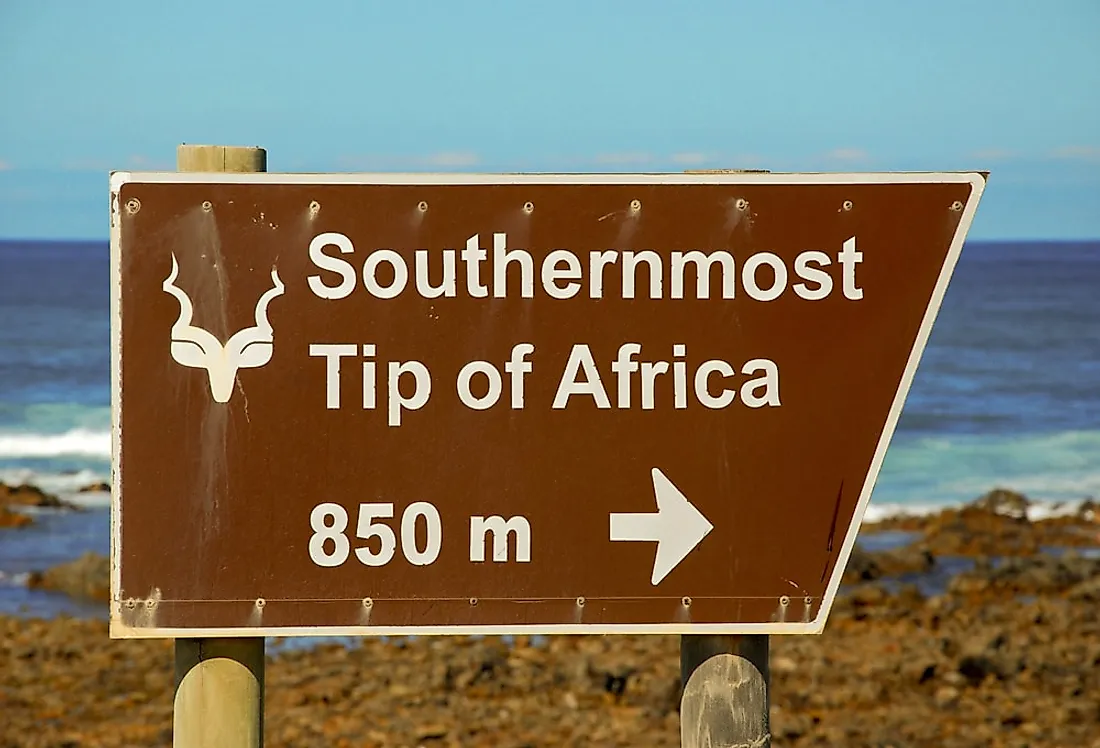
162,253,286,403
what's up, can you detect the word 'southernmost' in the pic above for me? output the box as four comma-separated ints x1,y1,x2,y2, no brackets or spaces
306,232,864,302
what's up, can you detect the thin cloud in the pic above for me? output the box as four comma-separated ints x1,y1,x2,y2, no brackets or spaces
58,156,169,171
592,152,653,166
670,152,712,166
128,155,172,169
970,149,1016,162
418,151,479,168
337,155,393,170
61,159,111,171
337,152,479,170
822,147,871,163
1050,145,1100,163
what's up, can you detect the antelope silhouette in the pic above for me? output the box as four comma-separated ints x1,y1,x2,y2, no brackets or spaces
162,253,286,403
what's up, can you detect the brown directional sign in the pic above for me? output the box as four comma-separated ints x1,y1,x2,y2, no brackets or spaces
108,171,985,638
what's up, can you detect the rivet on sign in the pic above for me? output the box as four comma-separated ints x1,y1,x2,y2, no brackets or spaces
629,199,642,213
362,597,373,608
523,201,534,214
201,201,212,212
951,200,964,212
125,198,141,215
144,599,156,610
255,598,266,608
735,198,749,211
417,200,429,213
842,200,854,212
779,595,791,607
469,597,479,606
125,598,136,609
803,596,813,605
682,596,692,607
309,200,321,216
576,597,586,607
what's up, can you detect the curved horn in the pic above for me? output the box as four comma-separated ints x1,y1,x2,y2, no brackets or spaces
251,267,286,332
162,253,195,330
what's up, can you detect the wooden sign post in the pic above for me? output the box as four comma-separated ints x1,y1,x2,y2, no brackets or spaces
170,145,267,748
109,148,986,746
681,634,770,746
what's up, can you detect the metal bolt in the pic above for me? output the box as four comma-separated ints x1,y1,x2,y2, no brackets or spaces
804,596,813,605
469,597,479,606
125,598,136,609
523,201,534,214
417,200,429,212
779,595,790,607
735,198,749,211
362,597,373,608
951,200,964,211
576,596,586,607
842,200,854,211
125,198,141,215
255,598,266,608
201,200,212,212
682,596,692,607
144,599,156,610
309,200,321,215
629,199,642,212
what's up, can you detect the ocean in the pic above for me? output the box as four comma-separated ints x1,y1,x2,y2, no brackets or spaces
0,238,1098,618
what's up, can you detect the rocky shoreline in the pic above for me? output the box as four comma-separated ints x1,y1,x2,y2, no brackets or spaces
2,486,1099,746
0,481,83,528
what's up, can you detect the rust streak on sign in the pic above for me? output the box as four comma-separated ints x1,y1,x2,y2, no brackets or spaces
108,171,985,638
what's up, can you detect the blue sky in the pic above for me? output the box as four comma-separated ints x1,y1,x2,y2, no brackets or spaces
1,0,1097,240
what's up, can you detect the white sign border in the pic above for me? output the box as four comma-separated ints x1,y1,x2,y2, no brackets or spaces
108,170,986,639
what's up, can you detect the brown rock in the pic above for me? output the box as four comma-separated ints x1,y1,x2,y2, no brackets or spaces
844,544,883,581
948,553,1100,601
77,481,111,493
969,487,1031,519
862,488,1100,558
0,506,33,528
1075,499,1099,522
771,655,798,674
934,685,961,708
26,552,110,602
3,539,1100,746
1067,575,1100,602
414,723,449,741
843,544,936,584
957,654,1016,686
0,482,75,510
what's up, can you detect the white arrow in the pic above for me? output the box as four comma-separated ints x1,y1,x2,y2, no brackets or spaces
609,467,714,586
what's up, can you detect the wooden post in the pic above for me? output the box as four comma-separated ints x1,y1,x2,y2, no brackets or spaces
174,638,265,747
680,634,770,748
172,144,267,748
681,164,771,747
177,143,267,173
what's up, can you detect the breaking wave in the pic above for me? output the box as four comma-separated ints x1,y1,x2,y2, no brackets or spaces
0,429,110,459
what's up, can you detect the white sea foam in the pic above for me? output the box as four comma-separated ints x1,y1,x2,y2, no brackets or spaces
862,497,1096,524
0,466,107,495
862,503,953,523
61,490,112,508
0,429,110,459
0,426,1092,524
0,570,31,587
